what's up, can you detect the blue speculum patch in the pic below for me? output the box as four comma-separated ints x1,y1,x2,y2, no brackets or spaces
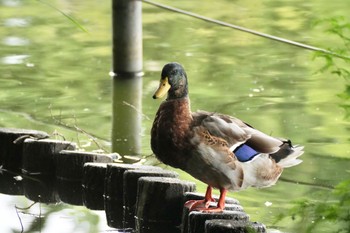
234,144,259,162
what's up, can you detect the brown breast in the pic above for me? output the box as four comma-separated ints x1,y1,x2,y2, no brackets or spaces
151,98,194,169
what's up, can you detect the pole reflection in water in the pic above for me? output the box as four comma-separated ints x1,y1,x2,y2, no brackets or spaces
112,76,142,156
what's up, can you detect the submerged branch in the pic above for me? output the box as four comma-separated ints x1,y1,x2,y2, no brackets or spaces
279,177,334,190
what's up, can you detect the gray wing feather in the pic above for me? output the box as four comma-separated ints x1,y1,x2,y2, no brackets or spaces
193,110,283,153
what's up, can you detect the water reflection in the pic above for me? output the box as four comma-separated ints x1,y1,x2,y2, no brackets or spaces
0,169,127,233
57,179,84,206
1,0,21,7
23,174,59,204
112,77,143,156
3,18,30,27
0,170,23,195
2,36,30,46
1,55,30,65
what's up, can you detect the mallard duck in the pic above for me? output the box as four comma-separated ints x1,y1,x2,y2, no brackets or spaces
151,62,303,212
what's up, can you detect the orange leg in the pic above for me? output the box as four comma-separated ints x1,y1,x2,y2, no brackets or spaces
212,188,227,212
184,186,215,210
184,186,227,212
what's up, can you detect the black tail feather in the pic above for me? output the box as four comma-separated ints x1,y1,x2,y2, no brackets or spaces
269,140,294,163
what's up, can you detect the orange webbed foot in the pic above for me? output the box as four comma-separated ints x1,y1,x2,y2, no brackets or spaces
185,186,215,211
184,198,214,211
185,187,227,213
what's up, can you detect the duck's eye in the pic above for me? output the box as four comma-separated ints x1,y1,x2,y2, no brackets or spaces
170,70,177,75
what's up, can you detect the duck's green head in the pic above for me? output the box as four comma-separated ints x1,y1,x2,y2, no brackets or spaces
153,62,188,100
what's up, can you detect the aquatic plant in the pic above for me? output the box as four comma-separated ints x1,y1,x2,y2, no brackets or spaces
313,17,350,118
276,179,350,233
276,17,350,233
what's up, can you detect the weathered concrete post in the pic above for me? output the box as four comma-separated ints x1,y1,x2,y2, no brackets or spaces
111,0,143,156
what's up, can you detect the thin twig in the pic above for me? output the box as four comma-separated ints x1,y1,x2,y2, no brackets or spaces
142,0,350,60
37,0,88,33
15,202,38,233
73,125,108,152
15,205,24,233
52,130,66,141
123,101,151,120
15,201,43,232
15,202,38,211
49,107,108,152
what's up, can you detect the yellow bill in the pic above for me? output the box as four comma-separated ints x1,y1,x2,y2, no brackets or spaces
153,77,171,99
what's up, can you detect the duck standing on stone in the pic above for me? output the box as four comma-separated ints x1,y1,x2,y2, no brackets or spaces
151,62,303,212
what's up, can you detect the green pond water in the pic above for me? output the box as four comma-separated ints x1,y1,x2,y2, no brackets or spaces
1,0,350,232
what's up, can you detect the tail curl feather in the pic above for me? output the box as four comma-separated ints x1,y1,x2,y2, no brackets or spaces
270,140,304,168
